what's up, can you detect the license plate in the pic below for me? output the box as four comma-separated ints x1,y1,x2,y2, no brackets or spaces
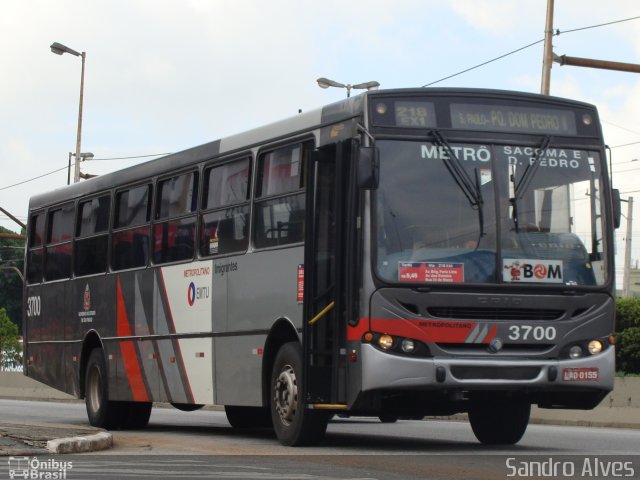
562,367,599,381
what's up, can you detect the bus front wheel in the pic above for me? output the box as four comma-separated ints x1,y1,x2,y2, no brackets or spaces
270,342,329,446
85,348,120,430
468,396,530,445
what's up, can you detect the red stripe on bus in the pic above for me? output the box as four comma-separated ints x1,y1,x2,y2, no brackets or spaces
485,324,498,343
367,318,478,344
116,277,150,402
347,319,370,341
158,268,195,403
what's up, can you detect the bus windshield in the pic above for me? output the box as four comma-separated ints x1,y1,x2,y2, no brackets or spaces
375,139,607,286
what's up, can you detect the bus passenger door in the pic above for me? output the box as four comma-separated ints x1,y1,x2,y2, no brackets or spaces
303,141,353,406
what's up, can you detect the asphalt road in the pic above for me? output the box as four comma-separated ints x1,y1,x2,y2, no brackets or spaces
1,399,639,479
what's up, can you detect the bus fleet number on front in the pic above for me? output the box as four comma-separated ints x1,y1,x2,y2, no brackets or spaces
508,325,556,341
27,296,41,317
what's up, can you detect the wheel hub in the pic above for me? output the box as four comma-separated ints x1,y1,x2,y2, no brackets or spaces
274,364,297,425
87,365,103,413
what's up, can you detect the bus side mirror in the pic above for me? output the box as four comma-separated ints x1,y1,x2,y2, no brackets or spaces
612,188,621,229
357,146,379,189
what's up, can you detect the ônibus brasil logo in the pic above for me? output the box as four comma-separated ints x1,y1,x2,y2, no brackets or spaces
187,282,210,306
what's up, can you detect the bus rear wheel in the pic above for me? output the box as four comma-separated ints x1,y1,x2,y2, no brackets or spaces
270,342,329,446
468,395,531,445
85,348,120,430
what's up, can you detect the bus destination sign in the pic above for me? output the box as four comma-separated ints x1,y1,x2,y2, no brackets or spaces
394,101,436,128
450,103,577,135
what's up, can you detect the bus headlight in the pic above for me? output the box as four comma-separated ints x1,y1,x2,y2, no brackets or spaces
401,339,416,353
569,345,583,359
378,334,394,350
588,340,603,355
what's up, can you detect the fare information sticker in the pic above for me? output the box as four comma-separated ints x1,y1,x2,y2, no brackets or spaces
399,262,464,283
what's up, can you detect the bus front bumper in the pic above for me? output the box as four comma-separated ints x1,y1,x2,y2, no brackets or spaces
360,343,615,393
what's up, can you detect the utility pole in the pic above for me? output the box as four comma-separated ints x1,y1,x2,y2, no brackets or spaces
540,0,555,95
623,197,634,297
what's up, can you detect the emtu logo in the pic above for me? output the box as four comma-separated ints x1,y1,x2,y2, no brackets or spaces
187,282,196,306
187,282,210,306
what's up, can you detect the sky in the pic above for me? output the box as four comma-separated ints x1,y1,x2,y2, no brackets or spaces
1,0,639,277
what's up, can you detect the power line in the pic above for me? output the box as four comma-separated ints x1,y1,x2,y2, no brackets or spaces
611,141,640,149
422,15,640,87
602,120,640,137
0,153,170,192
0,166,68,192
557,15,640,35
422,38,545,87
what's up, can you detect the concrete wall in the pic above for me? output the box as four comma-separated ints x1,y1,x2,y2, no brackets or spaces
0,372,638,428
0,372,75,401
531,376,640,429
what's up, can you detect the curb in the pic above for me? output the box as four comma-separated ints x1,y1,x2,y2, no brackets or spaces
46,432,113,454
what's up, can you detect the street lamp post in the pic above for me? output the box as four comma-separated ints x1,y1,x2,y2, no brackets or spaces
67,152,94,185
51,42,86,183
316,77,380,97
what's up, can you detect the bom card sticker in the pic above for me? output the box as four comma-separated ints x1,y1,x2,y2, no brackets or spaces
399,262,464,283
503,258,563,283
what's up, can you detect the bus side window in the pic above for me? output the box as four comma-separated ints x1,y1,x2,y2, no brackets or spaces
26,212,46,283
254,142,310,249
153,171,198,264
200,158,250,257
112,184,151,271
44,203,74,281
75,195,111,276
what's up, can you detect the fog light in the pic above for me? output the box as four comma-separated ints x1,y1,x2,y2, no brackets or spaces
588,340,603,355
401,339,415,353
569,345,583,359
378,334,394,350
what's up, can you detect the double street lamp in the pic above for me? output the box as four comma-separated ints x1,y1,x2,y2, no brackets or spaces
317,77,380,97
50,42,87,184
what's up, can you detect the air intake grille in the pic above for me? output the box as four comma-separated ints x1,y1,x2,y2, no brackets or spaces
427,307,563,321
450,365,541,381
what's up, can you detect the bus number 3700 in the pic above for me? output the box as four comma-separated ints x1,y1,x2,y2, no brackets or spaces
508,325,556,341
27,296,41,317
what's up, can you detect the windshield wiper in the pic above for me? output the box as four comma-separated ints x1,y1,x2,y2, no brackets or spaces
430,129,485,239
510,135,552,232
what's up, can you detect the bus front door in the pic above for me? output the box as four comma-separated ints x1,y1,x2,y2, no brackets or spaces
302,140,355,407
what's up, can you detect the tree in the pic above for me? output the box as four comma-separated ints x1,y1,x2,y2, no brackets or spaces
0,307,21,370
0,225,24,331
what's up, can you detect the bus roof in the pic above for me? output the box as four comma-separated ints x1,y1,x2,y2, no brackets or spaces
28,87,597,212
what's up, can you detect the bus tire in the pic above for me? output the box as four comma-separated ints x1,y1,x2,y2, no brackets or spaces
379,415,399,423
468,397,530,445
225,406,272,429
270,342,329,446
85,348,120,430
119,401,152,429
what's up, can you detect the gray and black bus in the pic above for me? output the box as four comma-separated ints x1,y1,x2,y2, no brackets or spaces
23,88,620,446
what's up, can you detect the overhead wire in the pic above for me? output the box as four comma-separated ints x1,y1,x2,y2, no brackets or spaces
422,15,640,87
0,153,170,192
